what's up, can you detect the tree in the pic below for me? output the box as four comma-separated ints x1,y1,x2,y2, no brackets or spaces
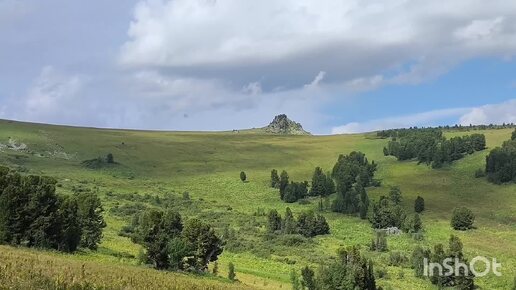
267,209,282,233
279,170,289,200
283,181,308,203
58,196,82,253
414,196,425,213
240,171,246,182
76,191,106,250
316,246,377,290
301,266,316,290
167,237,190,270
182,218,223,271
451,207,475,230
282,207,297,234
297,211,329,238
412,213,422,233
389,186,402,205
0,168,105,254
106,153,114,164
358,184,369,219
228,262,236,281
134,209,171,269
309,167,326,197
270,169,280,188
485,139,516,184
512,129,516,141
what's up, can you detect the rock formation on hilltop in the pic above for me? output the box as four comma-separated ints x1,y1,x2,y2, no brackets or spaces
263,114,310,135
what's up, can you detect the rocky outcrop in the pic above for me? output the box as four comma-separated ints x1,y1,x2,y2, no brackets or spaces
263,114,310,135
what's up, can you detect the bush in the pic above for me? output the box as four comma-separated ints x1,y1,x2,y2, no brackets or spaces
414,196,425,213
451,207,475,230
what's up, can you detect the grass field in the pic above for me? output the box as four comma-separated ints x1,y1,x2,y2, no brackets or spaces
0,119,515,289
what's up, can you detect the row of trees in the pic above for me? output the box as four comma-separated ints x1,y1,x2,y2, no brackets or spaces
412,235,475,289
267,208,329,238
382,128,486,168
485,129,516,183
128,209,223,272
0,167,105,252
291,246,378,290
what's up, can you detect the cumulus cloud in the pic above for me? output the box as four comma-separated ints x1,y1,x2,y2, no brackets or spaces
331,107,470,134
332,99,516,134
120,0,516,91
459,99,516,125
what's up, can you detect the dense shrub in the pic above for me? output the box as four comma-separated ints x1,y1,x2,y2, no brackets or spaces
0,167,105,252
451,207,475,230
130,209,223,272
414,196,425,213
485,139,516,184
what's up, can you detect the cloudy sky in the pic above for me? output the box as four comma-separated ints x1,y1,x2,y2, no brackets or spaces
1,0,516,134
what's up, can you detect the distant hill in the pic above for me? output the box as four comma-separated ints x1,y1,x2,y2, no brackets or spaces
261,114,310,135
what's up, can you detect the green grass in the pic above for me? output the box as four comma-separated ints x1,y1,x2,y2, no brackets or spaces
0,119,515,289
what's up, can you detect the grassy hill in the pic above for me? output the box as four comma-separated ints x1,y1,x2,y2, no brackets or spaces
0,119,515,289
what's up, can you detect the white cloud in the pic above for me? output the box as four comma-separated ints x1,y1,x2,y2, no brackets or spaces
242,82,262,95
331,108,471,134
120,1,516,86
459,99,516,125
22,66,84,122
455,17,504,41
332,99,516,134
304,71,326,89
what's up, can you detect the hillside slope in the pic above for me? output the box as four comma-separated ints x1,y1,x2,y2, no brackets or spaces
0,119,514,289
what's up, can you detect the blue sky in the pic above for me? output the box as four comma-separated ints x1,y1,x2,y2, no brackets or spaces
1,0,515,134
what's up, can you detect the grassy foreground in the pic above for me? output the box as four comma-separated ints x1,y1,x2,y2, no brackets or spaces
0,245,249,290
0,119,515,289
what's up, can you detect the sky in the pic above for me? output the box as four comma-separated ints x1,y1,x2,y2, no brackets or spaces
1,0,515,134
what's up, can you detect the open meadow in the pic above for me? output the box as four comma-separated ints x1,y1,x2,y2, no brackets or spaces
0,119,515,289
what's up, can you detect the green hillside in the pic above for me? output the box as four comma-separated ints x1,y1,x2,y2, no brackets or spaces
0,119,514,289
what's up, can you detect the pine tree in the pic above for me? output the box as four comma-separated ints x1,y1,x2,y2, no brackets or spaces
76,191,106,250
106,153,114,164
279,170,289,200
451,207,475,230
267,209,282,233
58,196,82,252
270,169,280,188
414,196,425,213
413,213,422,233
282,207,297,234
389,186,402,205
301,266,316,290
309,167,326,197
358,184,369,219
